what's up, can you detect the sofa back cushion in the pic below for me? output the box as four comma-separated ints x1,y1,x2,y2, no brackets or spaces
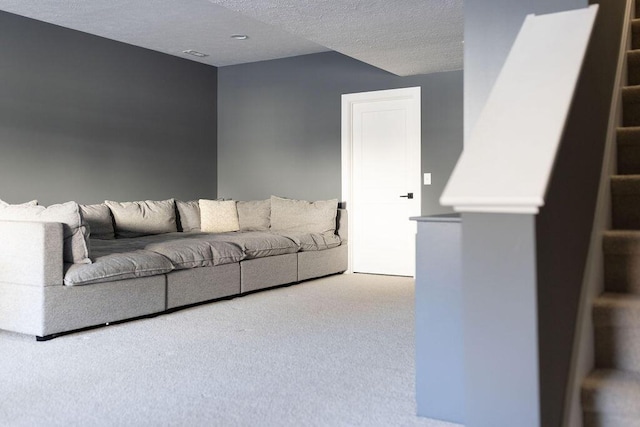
0,201,91,264
199,199,240,233
0,199,38,207
176,200,201,232
270,196,338,235
80,204,115,240
236,199,270,231
105,199,177,238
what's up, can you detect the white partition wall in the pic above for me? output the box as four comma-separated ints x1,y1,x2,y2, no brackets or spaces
442,6,598,214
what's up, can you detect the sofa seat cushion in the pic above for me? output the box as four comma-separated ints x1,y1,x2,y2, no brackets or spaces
275,231,342,251
89,232,204,255
89,236,150,256
145,238,244,270
206,231,300,259
64,250,174,286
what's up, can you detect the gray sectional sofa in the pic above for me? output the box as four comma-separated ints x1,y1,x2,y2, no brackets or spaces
0,196,347,340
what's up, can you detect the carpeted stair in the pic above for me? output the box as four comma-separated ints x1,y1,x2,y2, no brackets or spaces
581,10,640,427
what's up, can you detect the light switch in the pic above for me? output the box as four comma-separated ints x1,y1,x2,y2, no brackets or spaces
424,173,432,186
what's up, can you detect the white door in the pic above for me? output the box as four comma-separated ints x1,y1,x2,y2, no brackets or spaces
342,87,421,277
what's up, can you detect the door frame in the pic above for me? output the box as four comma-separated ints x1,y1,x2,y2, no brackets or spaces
341,86,421,274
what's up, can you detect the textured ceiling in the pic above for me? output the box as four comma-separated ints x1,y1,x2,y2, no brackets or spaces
210,0,464,75
0,0,463,75
0,0,328,67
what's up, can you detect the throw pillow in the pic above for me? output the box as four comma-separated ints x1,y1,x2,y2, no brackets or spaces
199,199,240,233
236,199,270,231
270,196,338,235
0,201,91,264
105,199,177,238
176,200,201,232
80,203,115,240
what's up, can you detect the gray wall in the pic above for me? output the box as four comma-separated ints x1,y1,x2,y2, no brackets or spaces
464,0,588,139
0,11,218,206
462,213,540,427
217,52,463,216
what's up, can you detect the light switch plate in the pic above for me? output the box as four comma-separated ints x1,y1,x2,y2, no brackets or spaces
424,173,432,185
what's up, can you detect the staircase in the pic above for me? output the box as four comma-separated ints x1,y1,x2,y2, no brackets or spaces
581,5,640,426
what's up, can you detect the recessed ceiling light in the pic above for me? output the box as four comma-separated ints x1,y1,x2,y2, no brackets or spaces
231,34,249,40
183,49,208,58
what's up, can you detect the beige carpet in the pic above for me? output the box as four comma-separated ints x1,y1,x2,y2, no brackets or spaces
0,273,460,427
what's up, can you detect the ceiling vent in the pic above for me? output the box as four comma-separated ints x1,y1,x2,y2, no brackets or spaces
182,49,208,57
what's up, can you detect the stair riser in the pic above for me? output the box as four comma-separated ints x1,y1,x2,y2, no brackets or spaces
624,103,640,127
583,412,640,427
617,143,640,174
595,326,640,374
629,55,640,86
604,254,640,293
611,194,640,229
634,32,640,51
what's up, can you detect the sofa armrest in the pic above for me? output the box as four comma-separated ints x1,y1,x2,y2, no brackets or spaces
0,220,64,286
337,209,348,243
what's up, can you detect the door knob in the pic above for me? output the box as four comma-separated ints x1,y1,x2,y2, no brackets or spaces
400,193,414,199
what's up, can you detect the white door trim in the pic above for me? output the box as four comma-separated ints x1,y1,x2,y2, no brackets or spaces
341,86,421,274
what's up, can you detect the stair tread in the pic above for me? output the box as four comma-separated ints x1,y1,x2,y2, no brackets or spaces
611,174,640,179
617,126,640,145
594,293,640,327
583,369,640,415
604,229,640,237
603,230,640,254
622,86,640,103
595,292,640,306
633,19,640,30
611,175,640,196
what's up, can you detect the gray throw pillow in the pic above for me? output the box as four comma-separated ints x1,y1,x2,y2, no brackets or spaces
237,199,270,231
270,196,338,234
176,200,201,232
105,199,177,238
0,201,91,264
81,203,115,240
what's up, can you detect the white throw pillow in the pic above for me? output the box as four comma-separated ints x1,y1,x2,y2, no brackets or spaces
199,199,240,233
